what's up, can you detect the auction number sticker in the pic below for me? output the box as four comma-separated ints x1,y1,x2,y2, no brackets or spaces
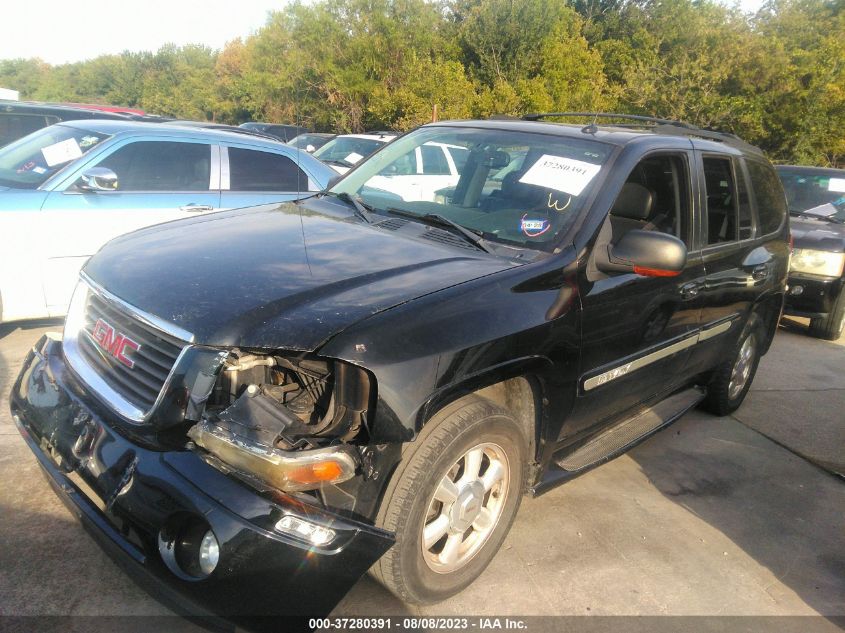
519,154,601,196
828,178,845,193
41,138,83,167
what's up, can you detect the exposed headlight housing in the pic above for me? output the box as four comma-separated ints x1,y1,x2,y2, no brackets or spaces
188,418,359,492
790,249,845,277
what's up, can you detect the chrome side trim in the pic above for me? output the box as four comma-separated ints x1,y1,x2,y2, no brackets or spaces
63,275,196,424
583,318,736,392
698,319,733,342
583,335,698,392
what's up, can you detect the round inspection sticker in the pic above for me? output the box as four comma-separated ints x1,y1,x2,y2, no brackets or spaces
521,214,551,237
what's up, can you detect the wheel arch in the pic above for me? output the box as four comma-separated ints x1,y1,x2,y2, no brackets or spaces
416,357,551,466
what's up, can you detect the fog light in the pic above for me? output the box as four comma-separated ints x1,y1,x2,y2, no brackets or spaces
276,515,336,546
158,517,219,580
790,285,804,296
198,530,220,575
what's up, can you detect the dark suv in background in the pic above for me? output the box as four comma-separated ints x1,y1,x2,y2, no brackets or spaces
0,100,153,148
11,114,789,627
776,165,845,340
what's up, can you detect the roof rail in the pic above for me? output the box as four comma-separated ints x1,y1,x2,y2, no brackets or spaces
520,112,763,155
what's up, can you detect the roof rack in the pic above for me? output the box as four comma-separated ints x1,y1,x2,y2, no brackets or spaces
520,112,763,155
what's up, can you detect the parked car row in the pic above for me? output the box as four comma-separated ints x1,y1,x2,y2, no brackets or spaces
8,112,796,628
0,119,335,323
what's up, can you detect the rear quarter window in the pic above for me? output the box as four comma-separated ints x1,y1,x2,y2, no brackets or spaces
747,161,787,235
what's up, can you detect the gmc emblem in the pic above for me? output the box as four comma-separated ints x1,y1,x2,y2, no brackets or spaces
91,318,141,369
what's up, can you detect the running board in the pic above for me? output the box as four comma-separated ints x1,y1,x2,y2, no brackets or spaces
532,386,705,496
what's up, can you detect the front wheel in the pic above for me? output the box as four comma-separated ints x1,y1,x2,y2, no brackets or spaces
371,397,526,605
702,325,761,416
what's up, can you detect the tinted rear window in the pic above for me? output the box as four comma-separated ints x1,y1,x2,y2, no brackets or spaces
747,161,787,235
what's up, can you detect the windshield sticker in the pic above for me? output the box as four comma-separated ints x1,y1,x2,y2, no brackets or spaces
41,138,83,167
345,152,364,164
519,155,601,196
32,166,47,174
547,192,571,213
828,178,845,193
16,160,36,173
521,214,551,237
78,135,101,149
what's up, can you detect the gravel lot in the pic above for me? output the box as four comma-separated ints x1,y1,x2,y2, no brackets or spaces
1,317,842,625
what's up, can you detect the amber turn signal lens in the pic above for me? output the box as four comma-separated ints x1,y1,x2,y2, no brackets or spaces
633,265,681,277
288,460,344,485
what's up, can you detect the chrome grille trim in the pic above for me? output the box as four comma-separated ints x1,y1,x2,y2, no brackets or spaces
63,273,195,423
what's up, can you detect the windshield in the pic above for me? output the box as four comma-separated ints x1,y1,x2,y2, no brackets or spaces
777,167,845,221
0,124,109,189
288,134,333,151
314,136,385,167
331,126,613,251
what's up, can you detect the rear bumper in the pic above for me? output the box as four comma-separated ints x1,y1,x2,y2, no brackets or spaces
784,273,843,317
10,334,393,629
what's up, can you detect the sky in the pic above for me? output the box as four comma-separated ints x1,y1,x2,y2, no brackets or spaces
0,0,287,65
0,0,769,66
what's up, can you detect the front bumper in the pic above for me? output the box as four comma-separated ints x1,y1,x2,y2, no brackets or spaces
784,273,844,317
10,334,394,629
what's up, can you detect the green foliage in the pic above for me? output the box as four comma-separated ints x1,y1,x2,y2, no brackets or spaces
0,0,842,165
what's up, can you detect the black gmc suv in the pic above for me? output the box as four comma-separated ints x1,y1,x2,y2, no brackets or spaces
10,114,789,627
776,165,845,340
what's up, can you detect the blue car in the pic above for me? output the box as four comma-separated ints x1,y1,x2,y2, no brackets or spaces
0,120,336,323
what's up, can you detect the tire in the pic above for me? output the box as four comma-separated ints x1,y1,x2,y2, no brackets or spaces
808,291,845,341
371,396,527,605
701,323,762,416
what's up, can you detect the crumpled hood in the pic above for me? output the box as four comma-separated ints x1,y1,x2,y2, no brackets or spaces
790,216,845,253
84,200,514,350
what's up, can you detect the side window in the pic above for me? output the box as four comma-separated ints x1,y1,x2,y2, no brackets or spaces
447,146,469,172
0,114,55,146
747,161,787,235
420,145,451,175
228,147,309,192
703,156,738,244
96,141,210,191
609,154,691,246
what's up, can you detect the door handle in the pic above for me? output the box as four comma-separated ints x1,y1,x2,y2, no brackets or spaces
180,204,214,212
750,264,769,281
680,281,702,299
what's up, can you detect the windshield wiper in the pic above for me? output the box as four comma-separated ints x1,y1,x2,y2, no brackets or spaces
385,208,492,253
331,191,375,224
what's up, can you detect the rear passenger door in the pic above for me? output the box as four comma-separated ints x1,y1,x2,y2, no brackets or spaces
687,151,774,374
219,145,321,209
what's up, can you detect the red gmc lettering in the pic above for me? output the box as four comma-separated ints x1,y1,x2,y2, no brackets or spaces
91,318,141,369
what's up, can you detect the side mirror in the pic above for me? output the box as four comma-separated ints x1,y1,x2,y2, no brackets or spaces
597,230,687,277
76,167,118,192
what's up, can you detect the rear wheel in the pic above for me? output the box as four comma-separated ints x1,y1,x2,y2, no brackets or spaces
371,397,526,605
702,324,761,416
809,291,845,341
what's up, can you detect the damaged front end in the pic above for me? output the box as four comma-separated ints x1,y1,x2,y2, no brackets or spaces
11,332,395,626
188,350,373,494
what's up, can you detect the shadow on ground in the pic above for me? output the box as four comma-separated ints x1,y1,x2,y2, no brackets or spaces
629,412,844,621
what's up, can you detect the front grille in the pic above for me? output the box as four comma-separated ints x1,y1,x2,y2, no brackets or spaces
76,291,186,414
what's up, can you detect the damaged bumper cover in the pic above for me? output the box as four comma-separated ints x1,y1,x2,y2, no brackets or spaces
10,334,394,626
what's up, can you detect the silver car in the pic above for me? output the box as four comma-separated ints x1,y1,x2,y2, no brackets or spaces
0,120,336,323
